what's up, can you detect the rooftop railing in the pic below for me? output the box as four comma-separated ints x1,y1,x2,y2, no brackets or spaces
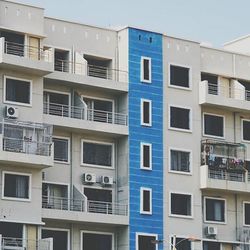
43,102,128,126
3,40,52,62
42,195,128,216
54,59,128,82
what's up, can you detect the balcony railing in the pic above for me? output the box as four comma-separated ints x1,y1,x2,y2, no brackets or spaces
208,168,245,182
2,137,52,157
43,102,128,126
4,40,52,62
0,236,52,250
42,196,128,216
54,59,128,82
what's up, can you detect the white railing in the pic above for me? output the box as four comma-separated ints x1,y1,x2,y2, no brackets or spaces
54,59,128,82
208,168,245,182
43,102,128,126
1,236,52,250
206,82,250,101
2,137,52,157
4,41,52,62
42,196,128,216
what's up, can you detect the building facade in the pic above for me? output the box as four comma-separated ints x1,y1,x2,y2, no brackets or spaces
1,1,250,250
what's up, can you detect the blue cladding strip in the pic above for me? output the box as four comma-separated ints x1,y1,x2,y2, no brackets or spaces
129,28,163,250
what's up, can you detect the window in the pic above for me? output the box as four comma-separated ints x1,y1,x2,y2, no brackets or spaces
82,141,113,168
170,192,192,217
203,113,224,138
0,222,23,239
170,64,190,88
81,232,112,250
136,233,157,250
42,229,68,250
53,137,70,163
242,120,250,142
203,241,220,250
170,149,190,173
2,172,31,200
170,236,191,250
4,76,32,105
205,197,225,223
141,143,152,170
141,57,151,83
244,202,250,226
170,106,191,131
140,187,152,214
141,99,152,126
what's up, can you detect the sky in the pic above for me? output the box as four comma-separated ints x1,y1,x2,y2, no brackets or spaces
20,0,250,48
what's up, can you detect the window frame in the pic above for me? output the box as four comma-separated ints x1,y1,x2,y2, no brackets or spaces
80,230,114,250
203,112,225,139
52,136,70,164
4,75,32,106
204,196,227,224
168,63,192,90
169,235,193,250
81,139,115,169
169,147,192,175
141,99,152,127
140,56,152,83
241,119,250,143
243,201,250,226
140,187,152,215
136,232,158,250
168,105,192,132
140,142,152,170
2,171,32,202
169,191,193,219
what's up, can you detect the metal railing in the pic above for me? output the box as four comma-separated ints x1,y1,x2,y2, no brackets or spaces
206,82,250,101
42,196,128,216
208,168,245,182
3,137,52,157
4,41,52,62
43,102,128,126
54,58,128,82
1,237,52,250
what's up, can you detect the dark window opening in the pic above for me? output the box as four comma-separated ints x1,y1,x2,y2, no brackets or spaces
0,222,23,238
171,150,190,172
170,65,189,88
142,189,151,212
42,230,68,250
54,49,70,72
243,120,250,141
170,106,190,130
142,144,151,168
171,237,191,250
138,235,156,250
53,138,69,162
171,193,191,216
142,58,151,82
5,78,30,104
204,114,224,137
149,37,153,43
245,203,250,225
205,198,225,222
203,241,220,250
142,101,151,125
4,173,29,199
82,232,112,250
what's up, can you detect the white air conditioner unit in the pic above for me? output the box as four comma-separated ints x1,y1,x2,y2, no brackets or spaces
100,175,113,186
205,226,217,236
6,105,18,118
83,173,96,184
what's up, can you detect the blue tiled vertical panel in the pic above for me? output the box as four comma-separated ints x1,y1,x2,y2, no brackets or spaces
129,28,163,250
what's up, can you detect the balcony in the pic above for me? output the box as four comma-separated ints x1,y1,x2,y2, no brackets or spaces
200,139,250,193
199,80,250,112
42,196,128,225
0,236,53,250
0,120,53,168
46,59,128,92
43,102,128,136
0,37,53,76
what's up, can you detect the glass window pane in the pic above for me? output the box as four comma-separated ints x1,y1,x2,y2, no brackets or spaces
53,138,69,162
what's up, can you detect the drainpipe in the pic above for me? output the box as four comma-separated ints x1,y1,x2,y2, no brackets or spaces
235,194,238,241
70,89,74,199
234,112,237,143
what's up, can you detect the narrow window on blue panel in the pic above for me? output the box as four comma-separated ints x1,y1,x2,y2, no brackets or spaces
140,187,152,214
141,57,151,83
141,99,152,126
140,143,152,170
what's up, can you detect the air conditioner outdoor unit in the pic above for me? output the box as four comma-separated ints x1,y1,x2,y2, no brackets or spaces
205,226,217,236
100,175,113,186
6,105,18,118
83,173,96,184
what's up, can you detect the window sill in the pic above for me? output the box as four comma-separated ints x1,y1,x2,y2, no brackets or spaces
81,163,114,170
169,214,193,219
202,134,225,140
2,196,31,202
140,167,152,171
54,160,70,165
168,170,192,176
4,100,32,107
168,127,192,133
168,84,192,91
204,220,226,225
140,211,152,215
